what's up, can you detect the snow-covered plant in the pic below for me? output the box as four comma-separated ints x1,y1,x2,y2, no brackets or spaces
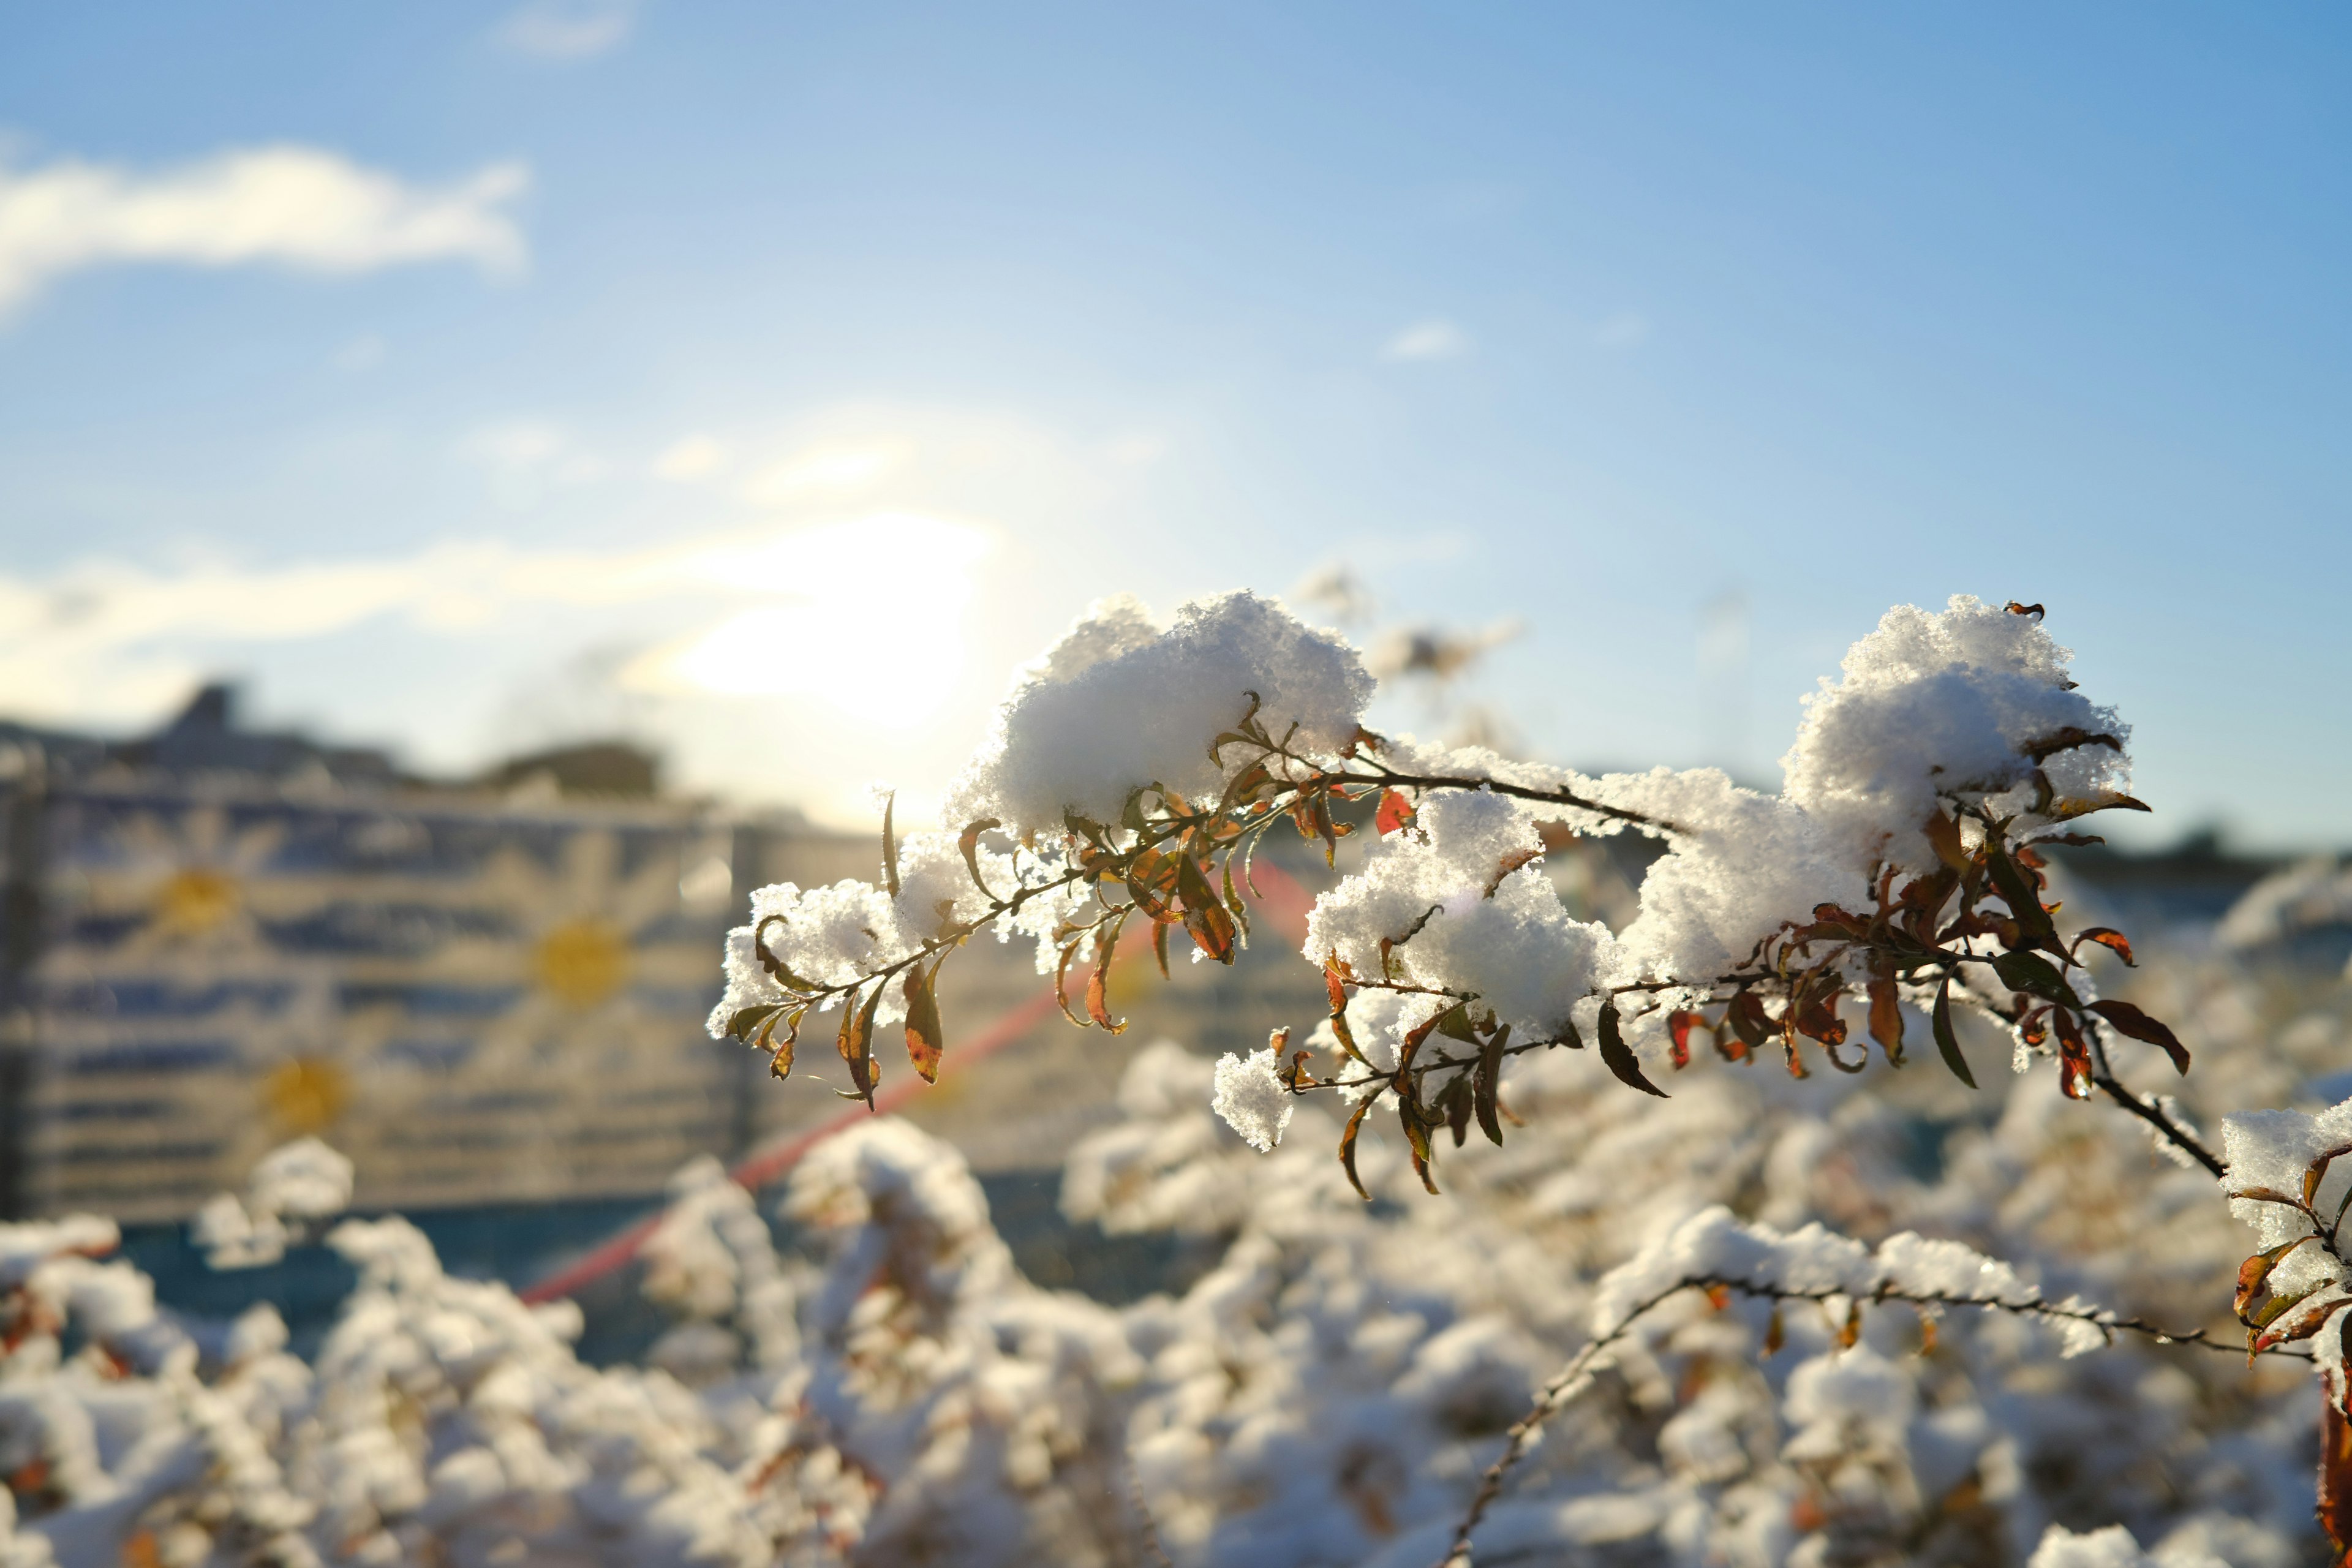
704,588,2352,1561
712,592,2198,1188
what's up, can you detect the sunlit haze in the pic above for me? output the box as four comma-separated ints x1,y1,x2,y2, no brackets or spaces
0,5,2344,840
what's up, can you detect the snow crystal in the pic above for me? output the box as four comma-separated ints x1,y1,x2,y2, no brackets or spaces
1211,1047,1294,1153
1782,595,2130,873
2029,1524,2160,1568
945,590,1373,837
1305,789,1617,1039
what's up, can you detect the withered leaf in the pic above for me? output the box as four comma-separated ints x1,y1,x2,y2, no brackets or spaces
880,790,900,898
1597,1001,1668,1098
1339,1095,1376,1200
1991,949,2081,1008
2086,999,2190,1074
2052,1007,2092,1100
2075,927,2136,967
1924,809,1967,872
1474,1024,1507,1145
902,965,946,1082
1152,917,1171,979
839,983,883,1106
1086,939,1127,1034
1931,974,1977,1089
2237,1235,2320,1315
2003,600,2045,619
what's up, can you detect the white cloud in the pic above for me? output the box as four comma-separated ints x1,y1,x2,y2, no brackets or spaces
0,145,528,314
0,514,997,736
1380,318,1471,363
741,437,914,506
498,0,638,59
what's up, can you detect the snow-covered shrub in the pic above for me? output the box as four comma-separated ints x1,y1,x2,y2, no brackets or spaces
699,587,2352,1561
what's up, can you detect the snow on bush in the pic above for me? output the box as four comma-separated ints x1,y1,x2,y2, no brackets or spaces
11,587,2348,1566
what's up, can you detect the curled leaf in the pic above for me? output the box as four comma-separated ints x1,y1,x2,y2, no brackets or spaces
957,818,1001,898
1474,1024,1508,1145
903,965,946,1083
1931,975,1976,1089
880,790,900,898
2075,927,2136,967
1338,1095,1376,1201
1597,1001,1668,1098
2086,998,2190,1074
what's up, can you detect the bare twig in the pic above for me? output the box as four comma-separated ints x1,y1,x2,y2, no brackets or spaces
1436,1273,2285,1568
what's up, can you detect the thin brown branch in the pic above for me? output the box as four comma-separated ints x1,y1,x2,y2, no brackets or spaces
1436,1273,2283,1568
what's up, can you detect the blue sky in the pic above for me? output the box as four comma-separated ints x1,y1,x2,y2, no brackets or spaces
0,3,2343,843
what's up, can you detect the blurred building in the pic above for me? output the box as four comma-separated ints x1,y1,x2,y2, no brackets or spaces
0,688,788,1221
0,687,1336,1224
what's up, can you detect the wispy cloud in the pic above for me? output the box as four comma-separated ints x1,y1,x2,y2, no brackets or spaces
0,515,997,734
497,0,638,60
0,145,528,314
1380,318,1471,363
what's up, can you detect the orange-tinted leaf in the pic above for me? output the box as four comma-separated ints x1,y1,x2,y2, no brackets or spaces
2237,1235,2320,1316
1483,846,1541,897
1399,1095,1439,1194
2086,999,2189,1074
1793,989,1847,1047
1838,1300,1862,1349
2075,927,2135,967
1376,789,1417,836
2003,600,2045,619
1667,1010,1705,1071
2052,1008,2091,1099
1866,963,1904,1065
1152,917,1171,979
1765,1305,1785,1354
2048,792,2152,821
838,983,883,1106
1183,899,1237,963
1054,941,1088,1028
1924,809,1967,872
1086,941,1127,1034
902,966,946,1082
1126,847,1182,922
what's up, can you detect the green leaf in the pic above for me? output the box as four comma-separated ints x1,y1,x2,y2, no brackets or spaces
1990,949,2082,1008
1931,974,1977,1089
1597,1001,1668,1098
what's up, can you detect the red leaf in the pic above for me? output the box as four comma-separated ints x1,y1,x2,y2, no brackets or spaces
1666,1010,1704,1071
2075,927,2135,967
1375,789,1417,836
2052,1008,2091,1099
